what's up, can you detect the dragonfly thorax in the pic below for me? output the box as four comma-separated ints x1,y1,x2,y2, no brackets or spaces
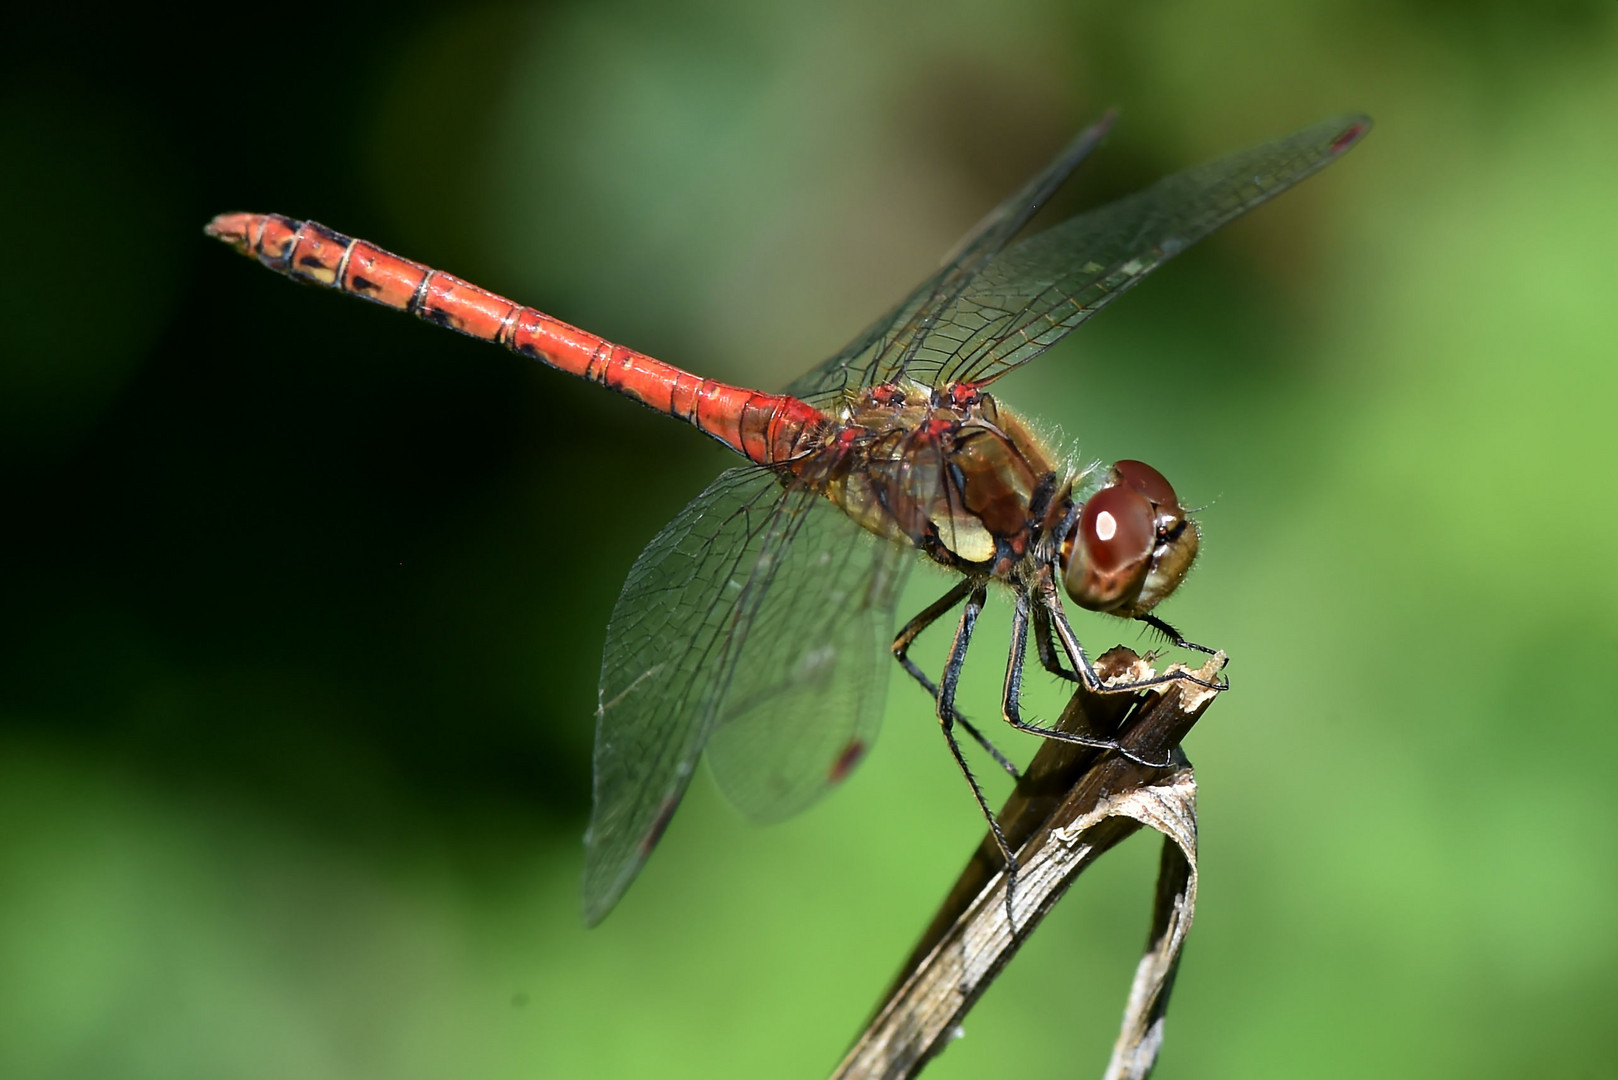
811,385,1199,619
813,385,1071,578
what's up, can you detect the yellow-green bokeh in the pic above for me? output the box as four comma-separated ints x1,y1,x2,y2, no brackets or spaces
4,2,1616,1077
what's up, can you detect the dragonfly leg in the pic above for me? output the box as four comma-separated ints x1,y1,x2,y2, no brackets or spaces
1039,576,1226,694
1031,602,1079,682
1000,589,1118,749
1032,576,1103,691
1136,613,1221,657
936,585,1022,931
1035,580,1225,767
894,579,1021,781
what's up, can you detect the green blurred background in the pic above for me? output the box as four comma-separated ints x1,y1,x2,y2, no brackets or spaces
4,1,1616,1077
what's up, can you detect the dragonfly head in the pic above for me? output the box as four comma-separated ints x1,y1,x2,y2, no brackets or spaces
1061,460,1198,617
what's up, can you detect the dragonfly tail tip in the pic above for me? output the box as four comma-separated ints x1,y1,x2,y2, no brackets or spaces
203,211,256,254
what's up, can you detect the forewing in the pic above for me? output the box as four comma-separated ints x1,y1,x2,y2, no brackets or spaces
704,501,912,823
906,115,1371,389
783,114,1116,405
584,466,809,925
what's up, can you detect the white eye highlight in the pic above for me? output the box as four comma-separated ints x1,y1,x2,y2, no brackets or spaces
1095,510,1117,542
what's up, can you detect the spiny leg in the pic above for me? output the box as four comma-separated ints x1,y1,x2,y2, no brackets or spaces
1001,589,1119,749
1036,580,1224,767
1038,576,1225,695
1137,612,1222,657
1031,601,1079,682
935,585,1022,930
893,579,1021,780
1034,575,1103,692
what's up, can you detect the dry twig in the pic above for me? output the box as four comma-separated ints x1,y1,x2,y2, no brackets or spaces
832,648,1226,1080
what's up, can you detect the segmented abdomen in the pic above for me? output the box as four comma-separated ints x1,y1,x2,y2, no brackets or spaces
205,212,826,466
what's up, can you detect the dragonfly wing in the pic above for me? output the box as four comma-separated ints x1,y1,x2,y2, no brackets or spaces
584,466,814,925
704,503,912,823
907,115,1371,390
783,114,1117,405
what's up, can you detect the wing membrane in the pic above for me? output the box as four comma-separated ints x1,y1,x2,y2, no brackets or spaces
704,503,911,822
582,466,908,923
784,114,1368,400
918,115,1371,388
783,114,1116,404
584,467,809,924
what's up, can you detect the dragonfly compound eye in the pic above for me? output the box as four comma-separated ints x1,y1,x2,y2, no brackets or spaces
1064,484,1155,612
1114,459,1182,519
1113,459,1201,616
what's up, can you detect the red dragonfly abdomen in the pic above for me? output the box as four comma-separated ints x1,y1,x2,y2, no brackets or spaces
205,212,826,466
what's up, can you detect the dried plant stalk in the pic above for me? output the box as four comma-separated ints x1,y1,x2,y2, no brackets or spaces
832,649,1225,1080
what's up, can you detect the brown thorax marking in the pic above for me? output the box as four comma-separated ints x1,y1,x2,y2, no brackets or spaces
804,381,1076,581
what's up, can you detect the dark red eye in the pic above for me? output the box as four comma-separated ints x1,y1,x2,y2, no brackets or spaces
1113,459,1181,517
1063,484,1154,612
1081,485,1154,571
1063,460,1200,617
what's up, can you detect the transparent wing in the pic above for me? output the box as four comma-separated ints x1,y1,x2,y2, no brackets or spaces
584,466,810,924
783,114,1368,401
898,115,1371,390
782,114,1117,406
704,501,911,823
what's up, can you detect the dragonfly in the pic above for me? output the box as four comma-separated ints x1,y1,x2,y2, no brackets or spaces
207,112,1369,925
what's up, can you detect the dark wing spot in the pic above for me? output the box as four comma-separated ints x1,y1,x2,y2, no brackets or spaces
828,739,868,784
1330,121,1367,154
637,795,681,858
